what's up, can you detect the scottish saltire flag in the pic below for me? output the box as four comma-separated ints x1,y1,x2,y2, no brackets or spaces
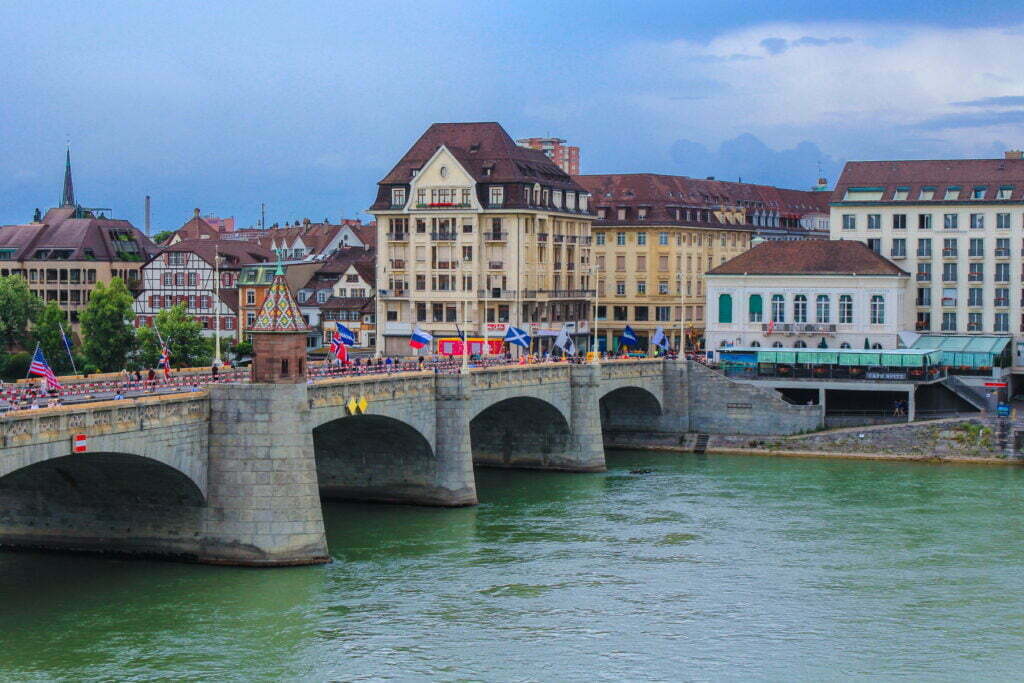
621,325,638,347
652,327,669,351
504,326,530,348
336,324,356,346
554,326,576,356
409,326,433,349
29,344,61,390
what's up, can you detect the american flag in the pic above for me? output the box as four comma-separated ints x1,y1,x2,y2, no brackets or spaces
29,345,61,390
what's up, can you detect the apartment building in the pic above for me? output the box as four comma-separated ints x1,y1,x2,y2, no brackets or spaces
831,154,1024,349
371,122,594,355
0,151,157,329
575,174,827,350
516,137,581,175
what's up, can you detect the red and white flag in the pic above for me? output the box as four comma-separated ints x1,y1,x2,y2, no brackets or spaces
29,344,62,390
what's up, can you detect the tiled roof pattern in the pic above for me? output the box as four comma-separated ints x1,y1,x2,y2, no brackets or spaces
251,272,308,332
159,238,273,267
707,239,909,276
833,159,1024,202
0,215,158,261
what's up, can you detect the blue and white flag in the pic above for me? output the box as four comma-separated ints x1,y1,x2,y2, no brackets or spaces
503,326,530,348
409,326,433,350
652,326,669,351
621,325,638,347
554,326,576,356
336,324,356,346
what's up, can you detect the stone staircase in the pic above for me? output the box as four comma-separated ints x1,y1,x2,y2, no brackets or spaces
941,375,989,412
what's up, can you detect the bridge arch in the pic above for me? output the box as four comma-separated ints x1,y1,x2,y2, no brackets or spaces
0,451,206,558
470,396,575,470
313,413,448,505
599,385,664,433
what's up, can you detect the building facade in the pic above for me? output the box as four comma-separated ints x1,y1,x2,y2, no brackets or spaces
575,174,828,350
516,137,581,175
704,241,909,353
831,154,1024,354
371,122,595,355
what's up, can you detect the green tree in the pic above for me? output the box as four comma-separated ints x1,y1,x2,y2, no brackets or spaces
33,302,74,374
151,230,175,244
80,278,137,372
0,275,43,350
229,340,253,361
1,351,31,381
136,303,213,369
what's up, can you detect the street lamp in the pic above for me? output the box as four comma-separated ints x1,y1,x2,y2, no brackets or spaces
589,263,601,363
460,259,470,373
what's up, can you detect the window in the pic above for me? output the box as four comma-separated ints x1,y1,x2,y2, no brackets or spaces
969,237,984,257
916,312,931,331
867,238,881,254
917,263,932,281
968,312,982,331
749,294,763,322
944,213,958,230
391,188,406,206
815,295,830,323
996,238,1010,257
793,294,807,323
246,290,255,306
918,214,932,230
317,290,328,303
659,232,669,245
718,294,733,323
968,287,983,306
943,263,958,282
489,186,503,206
917,238,932,257
658,281,669,294
656,306,671,321
637,281,646,294
771,294,785,323
893,214,907,230
867,214,881,230
997,213,1011,229
916,287,931,306
942,312,957,331
973,186,987,199
891,238,906,257
969,262,984,282
637,232,647,246
840,342,852,349
615,281,625,295
163,272,172,286
995,313,1009,332
842,214,856,230
615,255,625,271
870,295,885,324
794,340,807,348
997,186,1013,200
970,213,984,229
893,188,909,200
943,238,957,257
839,295,853,323
616,232,626,246
613,306,628,321
633,306,649,321
658,255,668,271
636,255,646,271
942,287,957,307
995,287,1009,306
996,263,1010,282
945,187,961,201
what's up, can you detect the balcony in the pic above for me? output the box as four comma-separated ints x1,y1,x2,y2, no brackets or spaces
916,251,932,258
567,235,578,244
580,236,593,245
477,288,516,299
996,248,1011,258
553,235,565,243
995,298,1009,307
415,202,471,210
915,321,931,331
430,232,457,241
889,250,906,259
537,289,596,298
916,299,931,307
389,259,406,269
488,261,504,270
387,232,409,241
554,262,563,270
968,273,984,282
942,249,958,258
485,231,507,241
916,273,931,282
434,261,456,270
379,288,408,298
567,263,576,271
537,233,548,243
941,297,957,307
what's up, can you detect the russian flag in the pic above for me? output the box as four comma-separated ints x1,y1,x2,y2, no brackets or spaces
409,326,433,350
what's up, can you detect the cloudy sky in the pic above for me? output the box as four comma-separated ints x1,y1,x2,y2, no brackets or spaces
2,0,1022,230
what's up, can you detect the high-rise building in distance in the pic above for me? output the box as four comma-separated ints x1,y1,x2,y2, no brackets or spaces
516,137,581,176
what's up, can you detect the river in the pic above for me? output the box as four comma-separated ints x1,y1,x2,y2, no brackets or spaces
1,451,1023,680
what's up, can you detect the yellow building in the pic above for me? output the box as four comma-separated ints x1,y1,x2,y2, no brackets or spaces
371,122,595,355
576,174,827,350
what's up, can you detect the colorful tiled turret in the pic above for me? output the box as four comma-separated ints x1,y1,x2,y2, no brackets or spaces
250,261,308,383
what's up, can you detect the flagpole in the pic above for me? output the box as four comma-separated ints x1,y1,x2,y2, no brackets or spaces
591,264,600,363
59,322,77,374
214,244,222,366
678,271,685,354
27,343,38,379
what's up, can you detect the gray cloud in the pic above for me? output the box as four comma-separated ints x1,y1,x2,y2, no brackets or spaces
913,109,1024,130
951,95,1024,107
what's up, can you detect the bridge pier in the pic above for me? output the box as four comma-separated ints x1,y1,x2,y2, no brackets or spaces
566,363,608,472
201,383,329,566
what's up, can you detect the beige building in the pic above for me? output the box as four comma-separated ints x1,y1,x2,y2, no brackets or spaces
371,122,595,355
831,155,1024,355
705,241,910,353
576,174,826,350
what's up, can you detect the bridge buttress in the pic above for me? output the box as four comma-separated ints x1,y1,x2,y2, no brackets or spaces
567,363,608,472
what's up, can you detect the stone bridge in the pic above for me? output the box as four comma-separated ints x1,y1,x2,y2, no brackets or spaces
0,359,819,566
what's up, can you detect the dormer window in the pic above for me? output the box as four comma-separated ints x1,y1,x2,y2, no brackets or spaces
391,187,407,207
972,186,987,199
893,187,909,200
597,208,606,219
944,186,961,200
617,208,627,220
553,190,562,208
997,186,1013,199
638,207,648,220
919,186,935,200
489,186,504,207
411,168,419,177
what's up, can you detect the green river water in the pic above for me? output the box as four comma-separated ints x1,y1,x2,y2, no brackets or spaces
1,450,1023,680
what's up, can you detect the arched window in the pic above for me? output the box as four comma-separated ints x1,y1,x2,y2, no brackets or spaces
748,294,763,322
871,342,883,350
816,295,830,323
793,294,807,323
718,293,733,324
870,295,885,324
772,341,783,348
840,342,851,349
839,295,853,324
795,340,808,348
771,294,785,322
751,341,761,347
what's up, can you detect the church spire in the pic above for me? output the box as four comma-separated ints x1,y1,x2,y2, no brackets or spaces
61,146,75,207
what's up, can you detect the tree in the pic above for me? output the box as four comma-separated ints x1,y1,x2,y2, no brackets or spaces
80,278,137,372
136,303,213,369
0,275,43,350
151,230,175,244
33,302,74,374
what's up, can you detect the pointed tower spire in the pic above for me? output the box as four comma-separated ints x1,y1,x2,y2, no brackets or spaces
61,145,75,207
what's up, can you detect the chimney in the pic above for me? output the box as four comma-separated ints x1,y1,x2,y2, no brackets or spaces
194,207,201,218
1005,150,1023,160
144,195,151,235
817,177,827,186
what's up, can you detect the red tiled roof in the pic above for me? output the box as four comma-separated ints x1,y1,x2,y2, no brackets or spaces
0,215,158,262
833,158,1024,203
159,238,273,268
707,240,909,276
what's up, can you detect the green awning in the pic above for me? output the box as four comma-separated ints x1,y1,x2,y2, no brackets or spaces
776,351,797,363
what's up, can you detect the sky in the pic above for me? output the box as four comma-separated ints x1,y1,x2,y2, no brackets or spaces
1,0,1023,231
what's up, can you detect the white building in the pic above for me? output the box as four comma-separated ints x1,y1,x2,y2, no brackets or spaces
705,240,909,353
